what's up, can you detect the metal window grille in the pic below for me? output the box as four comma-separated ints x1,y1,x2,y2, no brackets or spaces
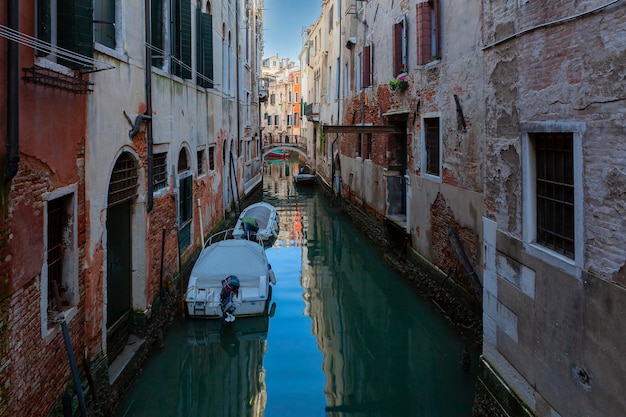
197,150,206,175
208,147,215,170
425,118,440,176
47,198,64,310
535,133,575,258
153,152,168,191
108,153,138,206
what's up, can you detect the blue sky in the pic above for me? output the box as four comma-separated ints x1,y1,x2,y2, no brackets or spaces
263,0,322,62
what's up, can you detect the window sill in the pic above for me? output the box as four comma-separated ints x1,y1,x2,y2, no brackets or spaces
43,305,78,342
94,43,128,64
524,243,581,279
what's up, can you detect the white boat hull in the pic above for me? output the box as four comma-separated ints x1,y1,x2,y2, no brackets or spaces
185,237,276,319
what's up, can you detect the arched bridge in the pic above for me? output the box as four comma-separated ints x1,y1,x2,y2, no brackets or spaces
262,137,308,159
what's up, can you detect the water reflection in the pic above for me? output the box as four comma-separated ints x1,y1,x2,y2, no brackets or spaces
116,159,477,417
264,160,477,416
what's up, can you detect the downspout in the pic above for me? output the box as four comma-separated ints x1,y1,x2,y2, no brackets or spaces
145,0,154,212
4,1,19,184
332,0,342,196
234,0,241,206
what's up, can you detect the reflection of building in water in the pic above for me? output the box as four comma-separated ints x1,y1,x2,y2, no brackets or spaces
301,195,474,415
181,316,270,416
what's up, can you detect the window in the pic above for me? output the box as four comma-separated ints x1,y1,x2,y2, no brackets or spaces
196,7,214,87
151,0,165,67
393,16,408,75
357,134,362,158
36,0,93,69
295,92,299,103
288,91,292,103
423,117,441,177
416,0,440,65
178,150,193,249
534,134,574,258
153,152,168,191
287,114,292,125
365,133,372,160
361,45,372,88
43,186,78,333
171,0,192,78
294,113,299,126
522,123,584,269
328,5,334,32
208,146,216,170
296,76,299,84
274,115,279,125
270,94,276,105
94,0,116,49
197,149,206,175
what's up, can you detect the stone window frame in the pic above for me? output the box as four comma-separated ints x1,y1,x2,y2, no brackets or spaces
41,183,79,340
521,121,585,278
421,112,442,182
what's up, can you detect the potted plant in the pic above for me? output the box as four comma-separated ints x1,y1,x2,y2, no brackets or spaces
388,74,408,91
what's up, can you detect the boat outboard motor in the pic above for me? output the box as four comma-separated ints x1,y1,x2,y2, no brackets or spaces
241,216,259,240
220,275,240,322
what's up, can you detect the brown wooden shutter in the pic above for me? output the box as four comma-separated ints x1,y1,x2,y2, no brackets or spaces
362,45,371,87
393,22,403,75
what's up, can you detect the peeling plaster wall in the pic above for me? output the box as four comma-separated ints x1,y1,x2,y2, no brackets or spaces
334,0,485,286
86,0,252,358
482,1,626,416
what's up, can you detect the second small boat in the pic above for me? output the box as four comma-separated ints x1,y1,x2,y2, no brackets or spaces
233,202,280,244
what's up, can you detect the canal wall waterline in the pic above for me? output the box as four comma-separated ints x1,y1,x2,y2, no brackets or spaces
314,175,532,417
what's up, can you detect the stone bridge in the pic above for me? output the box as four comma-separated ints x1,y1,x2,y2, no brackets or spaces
261,136,308,159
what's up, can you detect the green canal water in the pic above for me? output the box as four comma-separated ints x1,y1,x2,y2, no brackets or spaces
115,160,479,417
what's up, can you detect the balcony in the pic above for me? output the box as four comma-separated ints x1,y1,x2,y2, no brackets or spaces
304,103,319,121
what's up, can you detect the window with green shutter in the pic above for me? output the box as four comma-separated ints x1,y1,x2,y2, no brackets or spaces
151,0,164,68
171,0,192,79
37,0,93,69
196,11,214,88
93,0,116,49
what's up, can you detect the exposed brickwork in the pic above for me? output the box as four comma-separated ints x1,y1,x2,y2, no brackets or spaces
430,193,479,292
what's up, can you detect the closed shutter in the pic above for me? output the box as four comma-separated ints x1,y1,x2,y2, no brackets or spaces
196,10,213,88
152,0,164,68
202,13,214,88
58,0,94,68
393,22,403,75
36,0,51,56
180,0,192,79
362,45,371,87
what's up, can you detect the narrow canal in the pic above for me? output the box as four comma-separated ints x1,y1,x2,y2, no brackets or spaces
115,160,479,417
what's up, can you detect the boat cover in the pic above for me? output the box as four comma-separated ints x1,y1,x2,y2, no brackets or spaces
191,239,269,287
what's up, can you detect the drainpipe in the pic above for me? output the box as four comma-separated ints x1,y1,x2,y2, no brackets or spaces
4,1,20,184
234,0,241,205
145,0,154,212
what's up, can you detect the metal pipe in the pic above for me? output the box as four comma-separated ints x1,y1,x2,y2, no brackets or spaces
145,0,154,212
4,0,19,184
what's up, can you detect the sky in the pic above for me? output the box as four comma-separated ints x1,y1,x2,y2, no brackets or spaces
263,0,322,62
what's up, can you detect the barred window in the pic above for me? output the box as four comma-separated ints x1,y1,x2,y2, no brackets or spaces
153,152,168,191
534,133,574,258
424,117,440,177
208,146,216,171
197,149,206,175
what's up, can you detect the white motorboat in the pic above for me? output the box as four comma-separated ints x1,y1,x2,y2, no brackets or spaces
232,202,280,243
185,230,276,320
293,167,316,185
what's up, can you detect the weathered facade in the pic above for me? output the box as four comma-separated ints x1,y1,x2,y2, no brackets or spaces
0,1,265,416
481,1,626,416
302,0,485,315
300,0,626,416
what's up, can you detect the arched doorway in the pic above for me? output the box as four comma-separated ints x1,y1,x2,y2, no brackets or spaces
106,152,139,363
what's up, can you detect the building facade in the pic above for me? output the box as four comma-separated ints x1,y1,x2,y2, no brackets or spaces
481,1,626,416
300,0,626,416
0,1,265,416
